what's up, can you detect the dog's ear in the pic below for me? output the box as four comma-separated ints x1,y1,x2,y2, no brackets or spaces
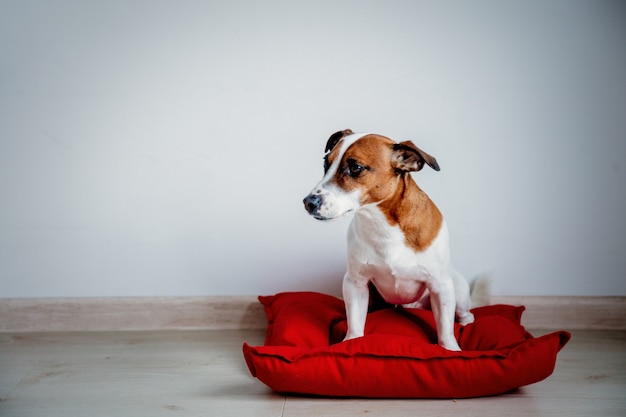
391,141,440,172
325,129,354,153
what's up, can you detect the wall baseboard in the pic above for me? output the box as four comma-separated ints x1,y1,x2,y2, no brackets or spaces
0,296,263,332
491,296,626,330
1,295,624,332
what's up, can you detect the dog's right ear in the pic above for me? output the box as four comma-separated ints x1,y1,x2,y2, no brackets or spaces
325,129,353,153
392,141,440,172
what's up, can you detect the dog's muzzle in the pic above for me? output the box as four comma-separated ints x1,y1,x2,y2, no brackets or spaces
303,187,358,221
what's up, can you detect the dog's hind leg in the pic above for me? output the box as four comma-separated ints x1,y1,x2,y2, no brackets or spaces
469,272,493,308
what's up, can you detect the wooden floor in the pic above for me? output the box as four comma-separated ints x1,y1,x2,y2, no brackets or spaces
0,329,624,417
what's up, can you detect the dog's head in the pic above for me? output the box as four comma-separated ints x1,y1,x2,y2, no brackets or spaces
303,129,440,220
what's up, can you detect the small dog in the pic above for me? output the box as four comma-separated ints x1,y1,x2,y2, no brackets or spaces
303,129,489,351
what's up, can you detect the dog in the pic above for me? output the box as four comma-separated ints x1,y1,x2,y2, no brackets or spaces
303,129,489,351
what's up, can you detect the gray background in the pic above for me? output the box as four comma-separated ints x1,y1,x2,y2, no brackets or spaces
1,0,625,297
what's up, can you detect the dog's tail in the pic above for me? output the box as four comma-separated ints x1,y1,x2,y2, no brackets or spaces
470,273,493,308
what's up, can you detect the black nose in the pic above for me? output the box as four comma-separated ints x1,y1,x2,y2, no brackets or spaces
303,194,322,213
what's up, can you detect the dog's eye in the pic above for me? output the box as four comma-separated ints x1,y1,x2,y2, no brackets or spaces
346,159,366,177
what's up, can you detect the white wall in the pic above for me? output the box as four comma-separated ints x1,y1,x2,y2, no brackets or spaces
1,0,625,298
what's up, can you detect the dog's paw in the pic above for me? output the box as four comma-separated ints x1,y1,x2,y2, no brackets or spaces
457,311,475,326
440,339,462,351
343,332,364,342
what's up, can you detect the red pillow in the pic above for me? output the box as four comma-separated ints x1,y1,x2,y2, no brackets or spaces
243,292,570,398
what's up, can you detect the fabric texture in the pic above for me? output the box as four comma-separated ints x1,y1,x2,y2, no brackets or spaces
243,292,570,398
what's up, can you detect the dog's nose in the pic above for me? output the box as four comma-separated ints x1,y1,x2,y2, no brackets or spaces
303,194,322,213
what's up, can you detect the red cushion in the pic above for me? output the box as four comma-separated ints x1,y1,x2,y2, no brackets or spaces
243,292,570,398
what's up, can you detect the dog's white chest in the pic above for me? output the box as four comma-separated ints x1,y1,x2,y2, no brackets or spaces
346,206,449,305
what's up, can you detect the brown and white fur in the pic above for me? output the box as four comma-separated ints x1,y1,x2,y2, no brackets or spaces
303,129,489,351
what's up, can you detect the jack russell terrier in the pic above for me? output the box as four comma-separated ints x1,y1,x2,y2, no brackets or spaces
303,129,489,351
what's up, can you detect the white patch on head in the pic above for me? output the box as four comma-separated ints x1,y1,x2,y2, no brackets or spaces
307,132,370,220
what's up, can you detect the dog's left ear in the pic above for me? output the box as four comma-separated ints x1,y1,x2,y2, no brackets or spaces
391,141,440,172
325,129,353,153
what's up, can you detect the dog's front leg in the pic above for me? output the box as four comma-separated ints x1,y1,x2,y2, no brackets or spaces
452,267,474,325
342,273,369,341
430,277,462,351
